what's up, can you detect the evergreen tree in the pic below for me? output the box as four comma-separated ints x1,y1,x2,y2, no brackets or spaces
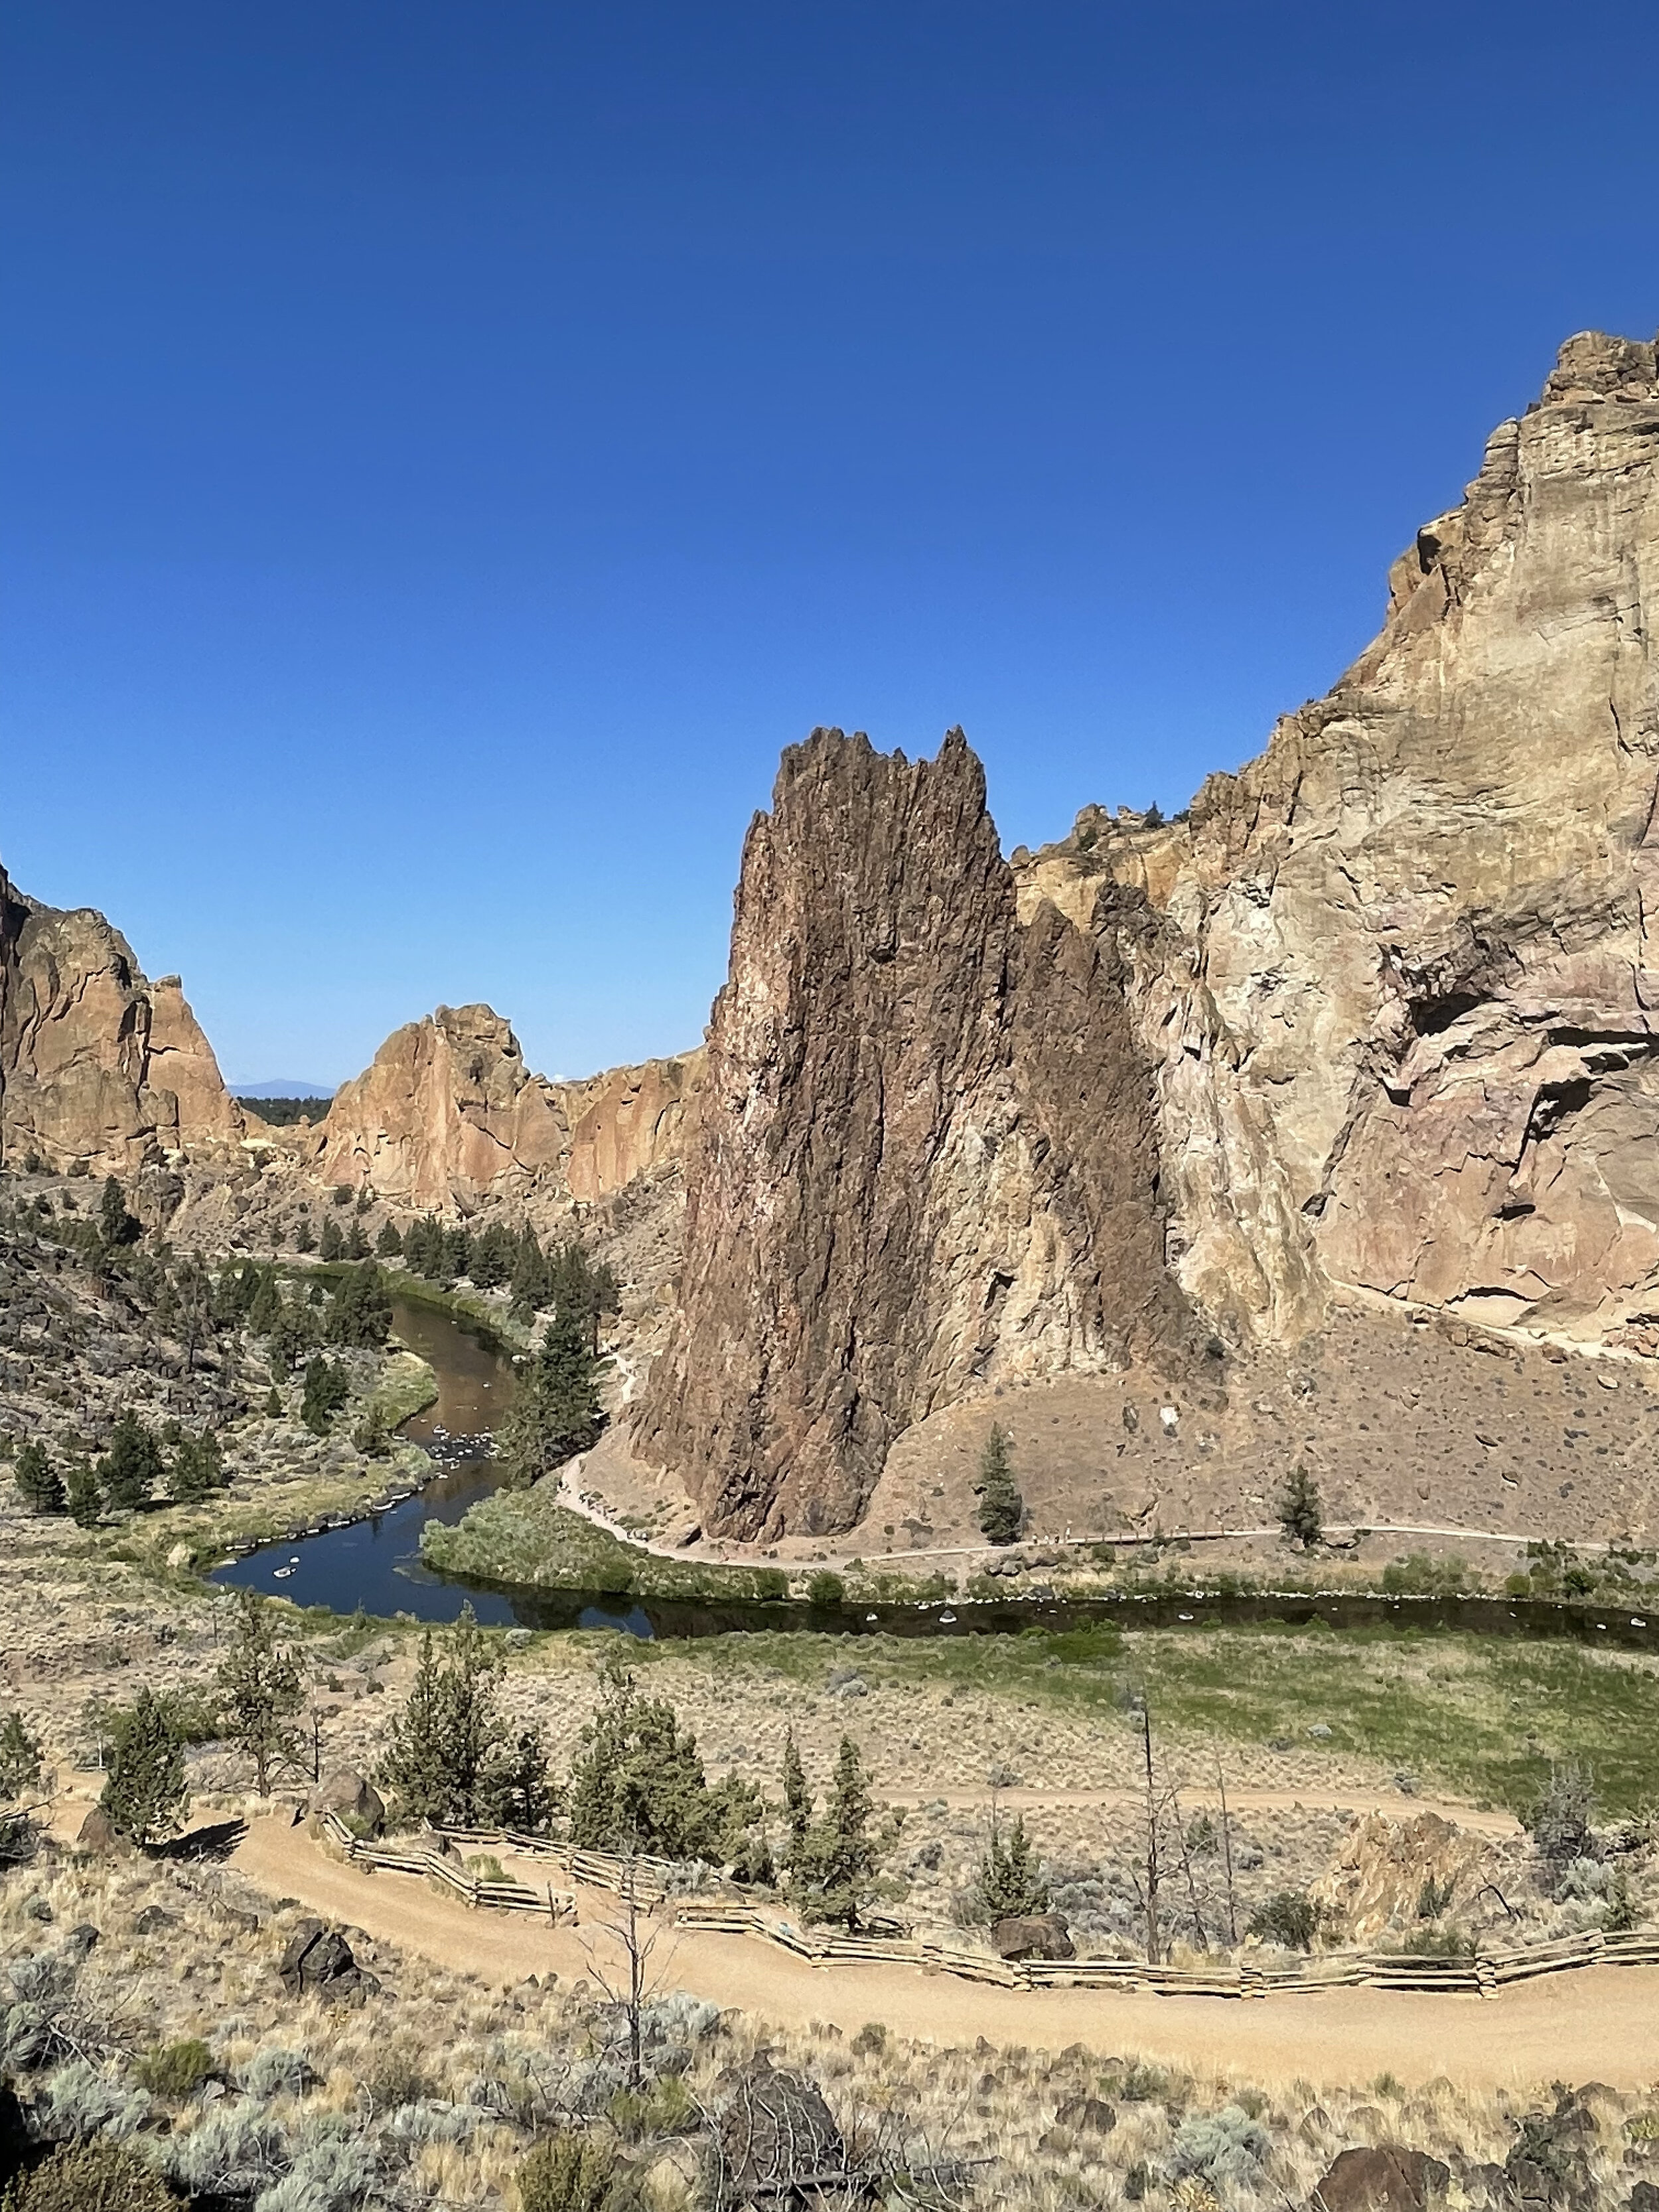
441,1222,472,1282
484,1726,557,1833
0,1710,43,1801
782,1728,811,1851
567,1662,758,1861
789,1735,885,1931
267,1297,316,1376
975,1424,1023,1546
98,1174,139,1247
64,1457,102,1528
246,1270,284,1336
168,1430,226,1503
319,1215,344,1262
293,1216,317,1254
508,1226,551,1317
301,1356,350,1436
264,1385,283,1418
13,1439,66,1515
378,1605,509,1828
469,1220,515,1290
326,1260,392,1348
171,1253,214,1372
344,1218,370,1261
100,1687,189,1846
499,1309,605,1486
1278,1465,1323,1549
973,1811,1050,1921
98,1412,163,1512
375,1218,403,1258
216,1589,304,1794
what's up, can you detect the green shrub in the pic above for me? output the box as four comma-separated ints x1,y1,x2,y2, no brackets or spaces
1246,1888,1328,1951
1,2137,175,2210
135,2036,214,2097
518,2128,621,2212
851,2020,888,2055
806,1571,845,1609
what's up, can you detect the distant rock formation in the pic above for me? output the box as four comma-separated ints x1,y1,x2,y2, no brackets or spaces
633,728,1200,1539
311,1001,701,1213
0,867,243,1173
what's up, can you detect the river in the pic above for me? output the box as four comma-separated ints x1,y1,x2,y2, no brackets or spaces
210,1297,1659,1651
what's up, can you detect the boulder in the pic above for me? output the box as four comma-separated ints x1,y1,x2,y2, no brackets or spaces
991,1913,1074,1962
308,1769,386,1838
276,1918,380,2006
717,2057,843,2190
133,1904,180,1936
1056,2097,1116,2137
1312,2147,1451,2212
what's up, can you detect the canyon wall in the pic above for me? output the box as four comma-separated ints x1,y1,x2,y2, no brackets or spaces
0,867,244,1173
310,1001,701,1215
632,729,1201,1539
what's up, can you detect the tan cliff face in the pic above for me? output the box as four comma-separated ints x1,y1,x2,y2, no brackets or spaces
311,1001,702,1213
632,728,1202,1540
0,868,244,1173
1020,327,1659,1349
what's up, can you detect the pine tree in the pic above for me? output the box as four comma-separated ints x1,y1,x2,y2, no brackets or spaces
98,1174,139,1247
782,1728,811,1851
567,1662,758,1861
319,1216,344,1262
100,1688,188,1846
378,1606,508,1828
344,1218,370,1261
469,1220,515,1290
1278,1465,1323,1549
65,1457,102,1528
509,1226,551,1317
789,1735,885,1931
327,1260,392,1347
375,1218,403,1258
216,1589,304,1794
267,1297,316,1376
974,1811,1050,1921
293,1217,317,1254
377,1630,451,1826
168,1430,226,1503
484,1726,557,1833
13,1440,66,1515
975,1424,1023,1546
300,1355,350,1436
499,1309,605,1485
98,1412,163,1511
246,1270,283,1336
264,1386,283,1418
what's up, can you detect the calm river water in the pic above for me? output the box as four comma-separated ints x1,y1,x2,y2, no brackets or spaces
210,1299,1659,1651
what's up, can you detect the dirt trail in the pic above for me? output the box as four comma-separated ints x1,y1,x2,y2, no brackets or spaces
231,1816,1659,2092
887,1788,1521,1836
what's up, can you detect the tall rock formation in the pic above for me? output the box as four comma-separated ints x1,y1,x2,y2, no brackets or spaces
633,729,1199,1539
0,867,243,1174
312,1001,701,1213
1027,328,1659,1347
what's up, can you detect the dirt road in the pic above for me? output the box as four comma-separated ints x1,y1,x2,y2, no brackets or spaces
232,1816,1659,2092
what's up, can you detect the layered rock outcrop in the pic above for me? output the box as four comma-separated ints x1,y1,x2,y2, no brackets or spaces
633,729,1200,1538
1066,326,1659,1347
0,867,243,1173
311,1001,701,1213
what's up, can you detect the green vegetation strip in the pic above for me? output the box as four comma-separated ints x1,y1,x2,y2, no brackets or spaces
669,1620,1659,1819
420,1489,800,1603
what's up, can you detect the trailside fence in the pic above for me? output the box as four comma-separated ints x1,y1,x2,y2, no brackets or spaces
311,1816,1659,1998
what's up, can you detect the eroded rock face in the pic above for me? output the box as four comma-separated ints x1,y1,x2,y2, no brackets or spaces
1023,328,1659,1349
0,869,242,1174
634,729,1198,1538
311,1003,701,1212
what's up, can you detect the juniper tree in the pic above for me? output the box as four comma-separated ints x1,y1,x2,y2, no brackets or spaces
293,1217,317,1254
13,1439,66,1515
378,1605,512,1828
975,1424,1023,1546
0,1710,43,1802
326,1260,392,1348
788,1735,889,1931
567,1662,758,1860
300,1356,350,1436
101,1687,189,1846
64,1457,102,1528
375,1218,403,1258
499,1309,605,1486
98,1412,163,1512
782,1728,811,1851
974,1810,1050,1920
168,1430,226,1503
1277,1464,1323,1549
98,1174,139,1247
216,1589,305,1795
485,1726,558,1833
318,1215,344,1262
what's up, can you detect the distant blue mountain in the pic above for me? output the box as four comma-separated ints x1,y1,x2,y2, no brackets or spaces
231,1078,337,1098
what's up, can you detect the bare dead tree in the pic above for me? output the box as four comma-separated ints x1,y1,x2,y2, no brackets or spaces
1216,1754,1239,1946
579,1848,674,2091
1138,1702,1161,1964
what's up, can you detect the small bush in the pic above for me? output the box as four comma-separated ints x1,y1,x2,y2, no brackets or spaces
33,2060,151,2141
236,2047,317,2100
360,2045,433,2113
1167,2105,1271,2188
1246,1889,1328,1951
2,2137,174,2211
851,2021,888,2055
135,2037,214,2099
518,2129,621,2212
806,1572,845,1609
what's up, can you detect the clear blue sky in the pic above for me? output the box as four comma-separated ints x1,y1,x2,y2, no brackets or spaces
3,2,1654,1088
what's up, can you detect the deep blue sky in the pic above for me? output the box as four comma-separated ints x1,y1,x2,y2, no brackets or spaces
3,2,1654,1086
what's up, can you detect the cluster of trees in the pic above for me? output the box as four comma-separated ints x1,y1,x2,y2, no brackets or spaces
395,1214,618,1333
11,1415,229,1524
378,1607,553,1832
498,1306,607,1485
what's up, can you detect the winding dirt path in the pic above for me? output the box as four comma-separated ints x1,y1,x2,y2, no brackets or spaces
230,1815,1659,2093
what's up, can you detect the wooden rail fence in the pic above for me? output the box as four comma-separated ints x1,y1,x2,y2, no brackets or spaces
311,1818,1659,1998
